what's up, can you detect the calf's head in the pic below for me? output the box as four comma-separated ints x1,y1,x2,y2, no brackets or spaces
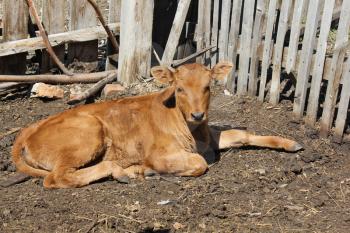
151,62,233,124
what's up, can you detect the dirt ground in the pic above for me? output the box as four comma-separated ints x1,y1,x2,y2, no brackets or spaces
0,84,349,233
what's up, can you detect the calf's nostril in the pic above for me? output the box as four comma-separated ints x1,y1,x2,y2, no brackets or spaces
191,112,205,121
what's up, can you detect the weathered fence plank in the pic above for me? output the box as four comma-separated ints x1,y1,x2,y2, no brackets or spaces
68,0,98,63
237,0,255,95
248,0,266,96
306,0,335,125
292,0,322,117
41,0,66,72
334,54,350,142
285,0,306,74
320,1,350,137
210,0,220,67
118,0,154,84
258,0,278,101
105,0,121,71
0,0,28,75
226,0,243,92
269,0,292,105
0,24,120,57
195,0,211,63
161,0,191,66
218,0,231,63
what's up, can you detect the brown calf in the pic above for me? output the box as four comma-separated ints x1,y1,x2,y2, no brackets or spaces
11,62,302,188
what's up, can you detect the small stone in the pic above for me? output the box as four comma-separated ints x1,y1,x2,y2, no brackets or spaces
173,222,185,230
102,84,125,98
301,153,322,163
2,209,11,216
255,168,266,175
31,83,64,99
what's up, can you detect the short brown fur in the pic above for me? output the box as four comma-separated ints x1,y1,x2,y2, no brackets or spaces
12,62,302,188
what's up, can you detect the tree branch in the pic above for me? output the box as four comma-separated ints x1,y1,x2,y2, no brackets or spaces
87,0,119,53
67,72,118,105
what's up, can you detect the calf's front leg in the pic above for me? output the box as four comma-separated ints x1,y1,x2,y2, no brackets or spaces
210,128,303,152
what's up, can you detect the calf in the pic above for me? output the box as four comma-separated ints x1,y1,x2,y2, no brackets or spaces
12,62,302,188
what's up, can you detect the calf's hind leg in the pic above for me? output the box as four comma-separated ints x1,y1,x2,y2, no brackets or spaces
43,161,128,188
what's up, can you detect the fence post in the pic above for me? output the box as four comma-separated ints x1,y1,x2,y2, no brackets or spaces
292,0,322,115
0,0,28,75
118,0,154,85
248,0,266,96
195,0,211,63
105,0,121,71
269,0,292,105
237,0,255,95
258,0,278,101
306,0,335,125
226,0,243,93
68,0,98,64
320,0,350,137
41,0,65,73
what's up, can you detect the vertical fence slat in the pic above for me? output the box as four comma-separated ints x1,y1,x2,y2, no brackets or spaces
41,0,65,73
237,0,255,95
210,0,220,67
218,0,231,63
320,1,350,137
306,0,335,125
334,55,350,142
68,0,98,63
226,0,243,92
269,0,292,105
248,0,266,96
292,0,322,115
105,0,121,71
118,0,154,84
285,0,306,74
258,0,278,101
161,0,191,66
0,0,28,75
195,0,211,63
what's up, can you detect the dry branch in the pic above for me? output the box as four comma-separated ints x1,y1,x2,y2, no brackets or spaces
67,72,118,105
87,0,119,53
26,0,73,76
172,46,216,67
0,71,117,84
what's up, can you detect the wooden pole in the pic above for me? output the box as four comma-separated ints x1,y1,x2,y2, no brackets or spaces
118,0,154,85
161,0,191,66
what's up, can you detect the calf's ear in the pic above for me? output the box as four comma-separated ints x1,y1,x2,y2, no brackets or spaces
211,61,233,80
151,66,175,84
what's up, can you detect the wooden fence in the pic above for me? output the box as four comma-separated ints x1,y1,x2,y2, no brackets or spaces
199,0,349,142
0,0,121,75
0,0,349,142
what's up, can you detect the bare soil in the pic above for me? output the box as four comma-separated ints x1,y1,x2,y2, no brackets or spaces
0,85,350,233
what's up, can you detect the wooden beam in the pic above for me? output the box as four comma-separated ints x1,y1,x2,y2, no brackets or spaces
161,0,191,66
0,71,117,84
0,23,120,57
